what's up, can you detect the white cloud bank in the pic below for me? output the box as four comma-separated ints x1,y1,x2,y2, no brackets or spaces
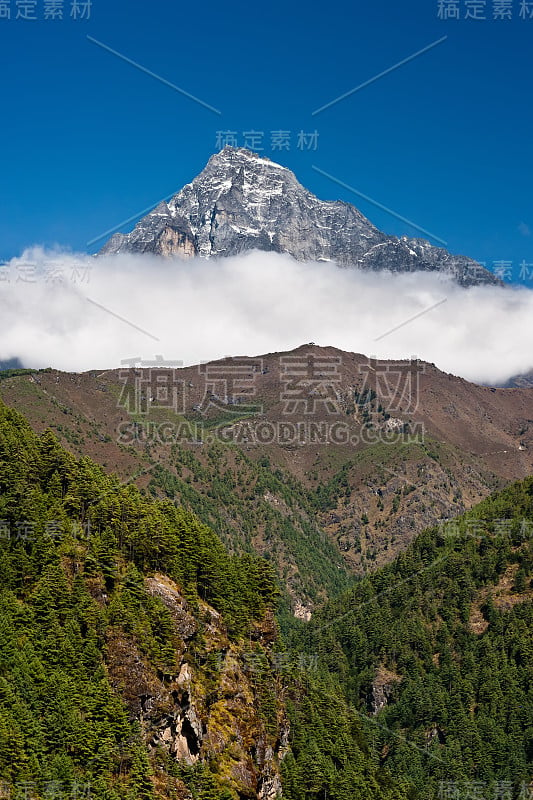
1,247,532,385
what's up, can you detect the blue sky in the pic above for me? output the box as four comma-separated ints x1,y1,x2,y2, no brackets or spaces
1,0,532,284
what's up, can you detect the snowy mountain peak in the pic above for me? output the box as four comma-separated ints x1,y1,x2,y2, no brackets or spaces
208,145,290,170
98,148,500,287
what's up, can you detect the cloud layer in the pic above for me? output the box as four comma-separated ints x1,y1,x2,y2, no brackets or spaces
1,247,532,385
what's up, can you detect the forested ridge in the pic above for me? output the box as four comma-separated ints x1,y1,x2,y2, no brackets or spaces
0,397,532,800
289,480,533,799
0,400,408,800
145,448,352,609
0,400,277,797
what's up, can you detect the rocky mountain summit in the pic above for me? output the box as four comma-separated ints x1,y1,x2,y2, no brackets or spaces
99,147,499,287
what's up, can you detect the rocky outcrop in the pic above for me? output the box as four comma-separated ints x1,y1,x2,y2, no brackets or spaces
105,572,287,799
293,599,313,622
99,147,499,288
370,667,402,715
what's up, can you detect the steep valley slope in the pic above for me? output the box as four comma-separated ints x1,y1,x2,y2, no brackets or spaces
2,344,532,616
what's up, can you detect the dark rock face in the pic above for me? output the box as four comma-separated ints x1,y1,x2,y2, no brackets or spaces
0,358,25,371
500,369,533,388
99,146,499,287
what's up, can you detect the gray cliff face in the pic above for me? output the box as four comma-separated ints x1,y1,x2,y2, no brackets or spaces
99,146,499,287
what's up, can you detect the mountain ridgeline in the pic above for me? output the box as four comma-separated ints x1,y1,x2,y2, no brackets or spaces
2,343,533,620
99,147,499,288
